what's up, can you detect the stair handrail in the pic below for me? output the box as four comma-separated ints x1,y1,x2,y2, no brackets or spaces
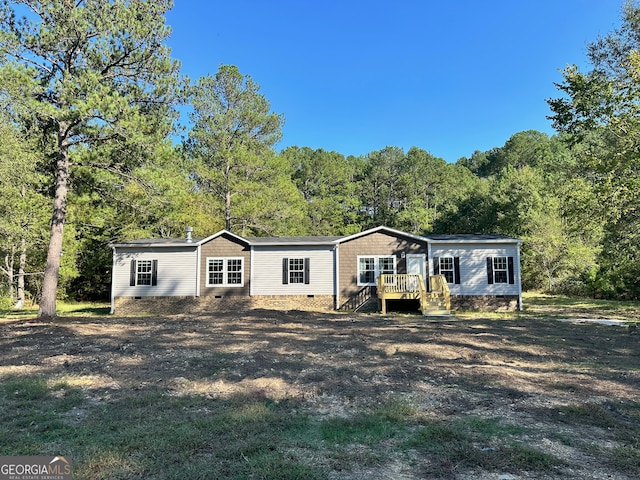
340,284,375,311
429,274,451,310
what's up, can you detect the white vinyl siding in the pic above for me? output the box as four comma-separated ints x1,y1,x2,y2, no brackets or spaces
113,247,198,297
252,246,335,295
430,244,520,296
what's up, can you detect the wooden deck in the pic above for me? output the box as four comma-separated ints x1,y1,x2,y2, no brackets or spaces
377,274,451,315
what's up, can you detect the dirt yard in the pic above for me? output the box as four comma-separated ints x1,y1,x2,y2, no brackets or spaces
1,302,639,479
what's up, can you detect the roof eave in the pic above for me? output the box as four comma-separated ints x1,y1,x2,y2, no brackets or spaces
426,238,523,244
110,242,199,248
336,225,428,244
249,241,338,247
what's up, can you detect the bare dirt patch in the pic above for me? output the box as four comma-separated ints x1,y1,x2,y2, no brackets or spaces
1,306,638,479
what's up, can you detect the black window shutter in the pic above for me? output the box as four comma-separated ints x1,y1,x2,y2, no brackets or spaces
508,256,515,285
151,260,158,286
487,257,494,284
454,257,461,284
282,258,289,284
130,260,137,286
433,257,440,275
304,258,310,284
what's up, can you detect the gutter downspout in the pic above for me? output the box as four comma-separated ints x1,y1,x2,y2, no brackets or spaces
426,240,432,292
334,244,340,310
516,241,523,311
109,246,116,314
195,244,201,297
250,245,254,297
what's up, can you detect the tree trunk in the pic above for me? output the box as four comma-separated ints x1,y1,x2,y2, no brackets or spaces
4,249,14,301
38,131,70,320
224,159,232,231
15,237,26,309
225,189,232,231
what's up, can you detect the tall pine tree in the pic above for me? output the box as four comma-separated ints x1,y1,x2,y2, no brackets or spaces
0,0,182,318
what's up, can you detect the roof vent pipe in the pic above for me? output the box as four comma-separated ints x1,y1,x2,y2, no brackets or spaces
186,226,193,242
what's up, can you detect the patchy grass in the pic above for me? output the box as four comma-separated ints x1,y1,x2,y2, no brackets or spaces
521,292,640,320
0,380,324,479
0,301,111,322
0,296,639,479
408,416,558,477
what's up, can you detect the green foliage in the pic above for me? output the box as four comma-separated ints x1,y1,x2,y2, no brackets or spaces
185,65,303,235
458,130,567,178
356,146,480,233
0,0,183,316
0,115,49,304
283,146,362,235
0,293,12,310
547,1,640,299
0,1,637,303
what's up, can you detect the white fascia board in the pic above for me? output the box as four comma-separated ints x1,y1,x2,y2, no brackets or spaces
197,229,250,246
249,240,338,247
426,238,523,245
111,242,198,248
336,225,428,244
110,229,250,249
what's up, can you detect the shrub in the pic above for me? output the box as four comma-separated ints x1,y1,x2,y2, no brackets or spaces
0,294,13,311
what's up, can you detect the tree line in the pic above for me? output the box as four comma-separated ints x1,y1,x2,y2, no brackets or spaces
1,1,639,317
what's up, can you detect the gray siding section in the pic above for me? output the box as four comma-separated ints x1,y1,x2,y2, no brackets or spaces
430,243,520,296
252,246,335,296
113,247,198,297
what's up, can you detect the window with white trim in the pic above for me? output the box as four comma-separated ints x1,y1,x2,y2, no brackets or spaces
288,258,305,284
130,259,157,286
439,257,454,284
137,260,153,285
206,257,244,287
486,256,514,285
282,258,310,285
493,256,508,283
357,255,396,286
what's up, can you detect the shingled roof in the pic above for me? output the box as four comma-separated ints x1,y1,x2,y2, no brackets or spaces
112,227,521,248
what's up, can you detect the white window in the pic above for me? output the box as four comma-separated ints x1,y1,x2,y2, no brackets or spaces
206,257,244,287
493,256,508,284
130,259,157,287
357,256,396,286
137,260,153,286
288,258,305,284
439,257,455,284
487,256,515,285
282,258,310,285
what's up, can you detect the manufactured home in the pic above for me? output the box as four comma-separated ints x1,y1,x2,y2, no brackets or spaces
110,226,522,315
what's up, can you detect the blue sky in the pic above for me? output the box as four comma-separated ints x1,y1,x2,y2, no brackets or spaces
166,1,623,162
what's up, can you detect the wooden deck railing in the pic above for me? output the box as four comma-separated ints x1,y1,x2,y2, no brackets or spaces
377,274,451,315
377,274,424,294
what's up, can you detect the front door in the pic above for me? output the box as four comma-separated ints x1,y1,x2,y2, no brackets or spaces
406,254,427,290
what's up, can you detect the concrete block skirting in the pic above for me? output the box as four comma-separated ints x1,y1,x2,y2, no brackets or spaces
450,295,519,311
113,295,336,316
113,294,518,315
